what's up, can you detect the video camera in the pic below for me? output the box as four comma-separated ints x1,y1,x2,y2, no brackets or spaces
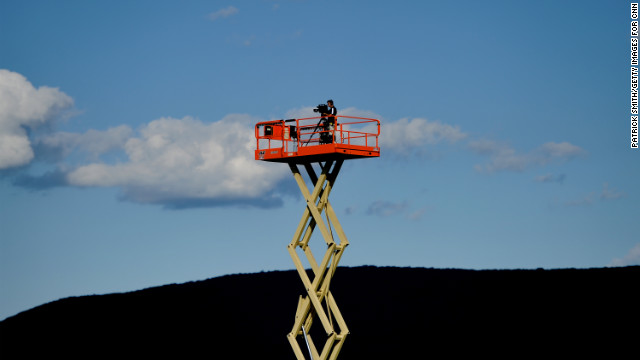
313,104,329,114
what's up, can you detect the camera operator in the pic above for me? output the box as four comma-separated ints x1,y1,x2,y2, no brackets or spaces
322,99,337,143
324,99,337,126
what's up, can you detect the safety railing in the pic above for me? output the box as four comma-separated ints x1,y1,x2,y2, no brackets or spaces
255,115,380,154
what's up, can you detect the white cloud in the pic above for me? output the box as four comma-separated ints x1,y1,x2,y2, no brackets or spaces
208,6,239,21
37,125,133,160
537,141,584,159
609,243,640,267
600,182,625,200
286,108,464,158
407,207,426,221
365,200,426,221
0,69,73,169
243,35,256,47
470,140,585,173
366,200,408,217
0,133,33,170
344,205,357,215
13,82,592,209
285,107,465,155
66,115,289,208
563,193,595,207
535,173,566,183
563,183,625,207
381,118,466,153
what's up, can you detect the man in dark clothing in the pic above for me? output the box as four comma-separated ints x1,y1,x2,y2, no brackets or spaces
326,99,337,123
321,99,337,144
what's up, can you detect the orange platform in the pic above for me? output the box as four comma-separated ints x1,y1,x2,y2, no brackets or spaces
255,115,380,164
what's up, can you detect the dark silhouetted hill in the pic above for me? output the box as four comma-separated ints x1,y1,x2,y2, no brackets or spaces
1,266,638,358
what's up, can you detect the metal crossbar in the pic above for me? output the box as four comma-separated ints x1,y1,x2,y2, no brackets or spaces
286,159,349,360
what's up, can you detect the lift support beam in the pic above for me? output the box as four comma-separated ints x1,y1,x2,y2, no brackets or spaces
255,114,380,360
286,159,349,360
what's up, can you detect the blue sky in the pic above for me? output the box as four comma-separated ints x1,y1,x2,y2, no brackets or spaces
1,0,638,320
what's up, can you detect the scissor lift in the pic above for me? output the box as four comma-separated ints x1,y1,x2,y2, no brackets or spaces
255,115,380,360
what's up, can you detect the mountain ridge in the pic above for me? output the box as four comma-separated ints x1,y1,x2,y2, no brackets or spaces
1,265,638,358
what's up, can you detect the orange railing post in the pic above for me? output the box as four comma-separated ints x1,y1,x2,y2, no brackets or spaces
255,116,380,162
